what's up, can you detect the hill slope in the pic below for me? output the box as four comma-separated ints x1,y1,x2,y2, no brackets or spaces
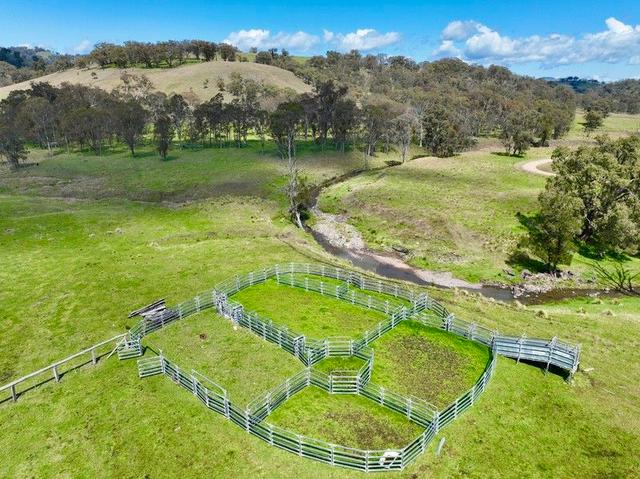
0,61,311,101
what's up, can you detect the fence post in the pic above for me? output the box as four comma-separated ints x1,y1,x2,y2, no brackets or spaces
203,387,210,408
52,365,59,382
517,334,525,363
445,314,453,331
546,336,557,373
11,384,17,402
91,348,97,365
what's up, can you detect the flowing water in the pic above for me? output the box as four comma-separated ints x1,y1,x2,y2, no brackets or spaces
306,163,617,305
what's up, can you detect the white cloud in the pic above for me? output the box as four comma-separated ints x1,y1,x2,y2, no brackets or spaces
441,20,482,41
73,40,92,54
434,17,640,67
324,28,401,51
433,40,461,57
223,29,319,51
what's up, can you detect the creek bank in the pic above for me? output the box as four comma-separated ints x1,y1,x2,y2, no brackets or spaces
303,160,615,304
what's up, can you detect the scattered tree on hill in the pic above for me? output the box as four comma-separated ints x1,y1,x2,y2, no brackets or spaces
269,101,303,161
552,137,640,253
166,94,190,146
525,137,640,268
113,98,147,155
583,110,604,135
422,103,474,157
154,115,173,159
523,187,583,271
392,112,418,163
219,43,237,61
361,102,396,168
500,104,538,156
331,98,359,153
269,100,305,227
20,96,57,155
0,99,28,169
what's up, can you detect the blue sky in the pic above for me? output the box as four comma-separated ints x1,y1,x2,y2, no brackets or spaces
1,0,639,80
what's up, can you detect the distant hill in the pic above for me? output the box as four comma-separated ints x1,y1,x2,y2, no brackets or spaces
0,45,61,69
546,76,603,93
0,61,311,101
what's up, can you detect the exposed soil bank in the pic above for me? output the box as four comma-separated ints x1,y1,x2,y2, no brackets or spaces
306,160,616,305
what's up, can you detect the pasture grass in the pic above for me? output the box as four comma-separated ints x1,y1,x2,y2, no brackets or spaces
267,386,424,450
145,311,304,406
313,356,366,373
369,321,491,408
318,150,545,282
318,147,640,283
1,127,639,478
0,140,395,203
231,279,389,339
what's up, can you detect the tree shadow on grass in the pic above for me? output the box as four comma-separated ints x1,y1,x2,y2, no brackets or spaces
577,243,634,262
492,151,525,158
507,212,548,273
506,250,548,273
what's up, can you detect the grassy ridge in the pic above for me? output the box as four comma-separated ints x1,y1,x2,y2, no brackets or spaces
0,61,311,102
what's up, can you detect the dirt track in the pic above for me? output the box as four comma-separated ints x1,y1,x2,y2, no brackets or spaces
519,159,555,177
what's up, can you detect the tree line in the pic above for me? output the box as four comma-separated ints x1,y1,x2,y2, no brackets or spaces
1,65,581,170
87,40,240,69
522,135,640,272
261,53,577,157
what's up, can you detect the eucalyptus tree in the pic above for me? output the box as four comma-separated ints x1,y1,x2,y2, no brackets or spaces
270,101,306,227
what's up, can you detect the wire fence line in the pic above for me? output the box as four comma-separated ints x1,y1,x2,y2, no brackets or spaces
125,263,577,472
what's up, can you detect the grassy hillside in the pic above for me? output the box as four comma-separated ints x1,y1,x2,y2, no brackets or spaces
0,61,311,101
0,137,639,477
317,112,640,283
